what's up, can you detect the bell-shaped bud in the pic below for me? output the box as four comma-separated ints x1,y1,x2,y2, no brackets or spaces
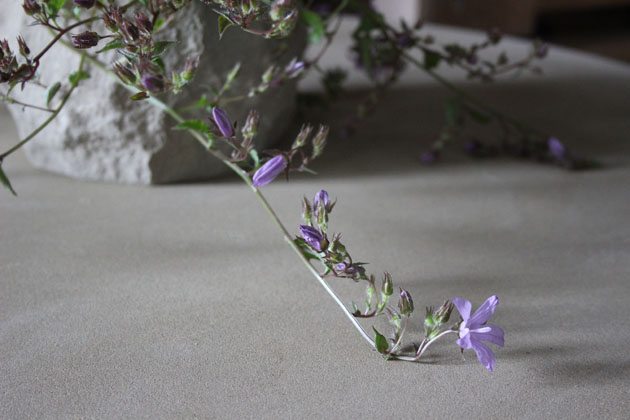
113,62,137,85
22,0,41,15
292,124,312,149
299,225,323,252
398,288,414,317
435,299,454,324
381,272,393,296
252,155,287,187
301,196,312,225
212,107,234,138
71,31,100,49
134,12,154,33
17,36,30,57
181,56,199,82
141,72,167,92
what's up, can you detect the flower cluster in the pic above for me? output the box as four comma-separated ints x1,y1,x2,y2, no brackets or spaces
202,0,299,39
0,36,35,88
293,190,504,370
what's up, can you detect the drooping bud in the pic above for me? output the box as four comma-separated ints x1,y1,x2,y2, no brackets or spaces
398,288,414,317
22,0,41,16
252,155,287,187
381,272,393,296
299,225,323,252
241,110,259,140
73,0,96,9
71,31,100,49
212,107,234,137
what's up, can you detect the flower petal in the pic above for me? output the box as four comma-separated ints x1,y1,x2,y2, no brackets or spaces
472,323,504,347
456,332,473,350
471,337,496,372
470,295,499,326
452,297,472,322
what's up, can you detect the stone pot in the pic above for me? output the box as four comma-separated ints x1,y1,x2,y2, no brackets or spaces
0,2,306,184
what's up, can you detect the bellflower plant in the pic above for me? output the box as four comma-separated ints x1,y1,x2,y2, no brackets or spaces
3,0,581,371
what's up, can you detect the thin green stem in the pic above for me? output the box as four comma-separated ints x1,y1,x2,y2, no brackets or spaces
75,48,377,349
0,53,87,161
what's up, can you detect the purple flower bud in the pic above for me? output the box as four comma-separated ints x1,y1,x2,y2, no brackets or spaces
71,31,100,49
141,73,166,92
548,137,566,160
284,58,305,78
335,262,347,272
113,62,137,85
73,0,95,9
398,288,414,317
252,155,287,187
313,190,329,210
17,36,30,57
134,12,153,33
212,107,234,138
299,225,323,251
22,0,41,15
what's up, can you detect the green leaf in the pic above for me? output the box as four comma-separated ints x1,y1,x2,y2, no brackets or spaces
300,9,325,44
445,98,460,127
373,327,389,355
153,41,176,56
217,15,234,39
151,56,165,72
96,39,124,53
130,91,149,101
153,18,165,31
68,71,90,85
44,0,66,16
45,82,61,107
0,165,17,196
173,120,210,133
424,50,441,70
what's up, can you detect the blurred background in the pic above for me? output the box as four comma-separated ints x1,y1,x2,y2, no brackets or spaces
374,0,630,62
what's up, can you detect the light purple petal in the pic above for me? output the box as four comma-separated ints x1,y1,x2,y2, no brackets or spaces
456,332,473,350
299,225,323,251
472,324,504,347
470,337,496,372
470,295,499,327
313,190,329,209
452,297,471,322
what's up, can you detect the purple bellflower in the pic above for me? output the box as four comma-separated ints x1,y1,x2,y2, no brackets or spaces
299,225,323,251
252,155,287,187
548,137,566,160
452,295,504,372
212,107,234,138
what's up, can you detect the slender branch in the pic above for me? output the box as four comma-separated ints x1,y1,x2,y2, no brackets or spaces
0,54,87,161
75,48,377,348
0,94,55,113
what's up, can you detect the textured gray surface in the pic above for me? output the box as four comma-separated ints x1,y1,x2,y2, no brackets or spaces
0,1,304,184
2,23,630,420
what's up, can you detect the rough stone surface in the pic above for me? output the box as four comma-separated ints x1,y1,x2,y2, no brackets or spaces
0,2,305,184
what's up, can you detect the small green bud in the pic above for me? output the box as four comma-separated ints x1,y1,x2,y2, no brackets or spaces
398,288,414,317
381,272,393,296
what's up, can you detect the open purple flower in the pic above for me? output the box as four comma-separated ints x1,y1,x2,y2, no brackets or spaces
299,225,323,251
212,107,234,138
252,155,287,187
452,295,504,372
